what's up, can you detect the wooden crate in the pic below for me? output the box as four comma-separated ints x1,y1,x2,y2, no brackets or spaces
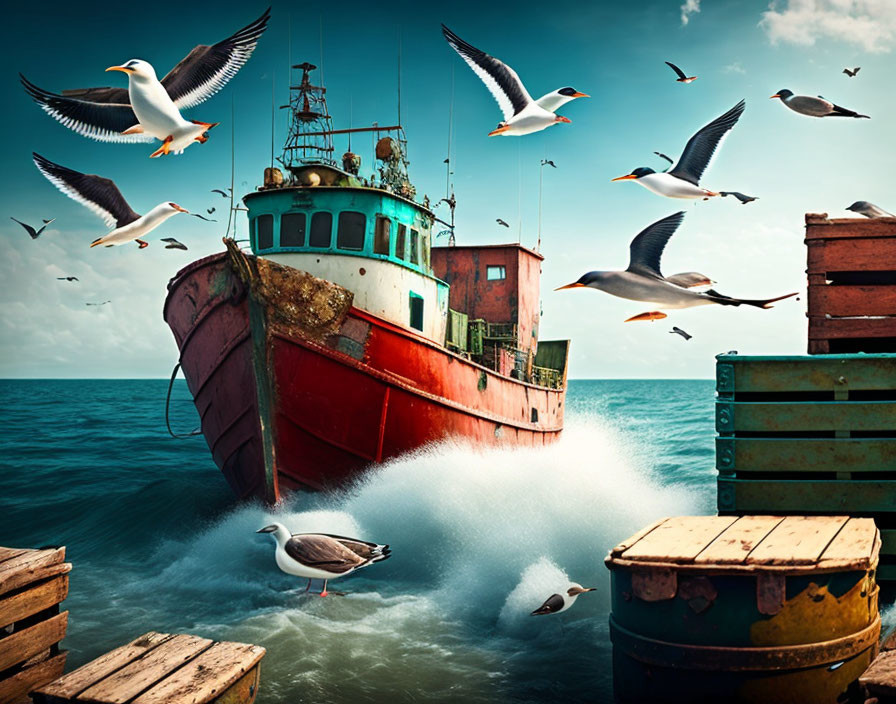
805,213,896,354
606,515,880,703
31,632,265,704
0,547,71,704
716,353,896,580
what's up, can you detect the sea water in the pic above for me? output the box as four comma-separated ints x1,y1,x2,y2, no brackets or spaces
0,379,716,702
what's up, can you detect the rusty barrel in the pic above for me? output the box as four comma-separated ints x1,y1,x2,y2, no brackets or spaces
605,516,880,703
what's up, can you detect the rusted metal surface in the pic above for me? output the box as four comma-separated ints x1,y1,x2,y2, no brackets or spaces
756,573,785,615
631,568,677,602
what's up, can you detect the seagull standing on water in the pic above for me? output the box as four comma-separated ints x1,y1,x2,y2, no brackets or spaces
33,153,188,249
441,25,588,137
770,90,869,118
846,201,894,218
257,522,391,597
612,100,746,199
531,584,595,616
21,9,270,157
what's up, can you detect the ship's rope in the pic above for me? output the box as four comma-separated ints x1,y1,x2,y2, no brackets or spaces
165,362,203,439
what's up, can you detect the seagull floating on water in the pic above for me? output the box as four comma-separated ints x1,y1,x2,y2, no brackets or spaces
21,9,270,157
670,326,693,340
555,211,797,319
57,276,79,282
11,217,55,239
531,583,595,616
770,90,869,118
612,100,745,199
161,237,188,250
496,218,510,228
843,67,861,77
846,201,894,218
665,61,697,83
441,25,588,137
257,522,391,597
33,153,188,249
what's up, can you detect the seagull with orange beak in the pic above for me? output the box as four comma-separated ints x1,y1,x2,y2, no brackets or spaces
441,25,588,137
33,154,189,249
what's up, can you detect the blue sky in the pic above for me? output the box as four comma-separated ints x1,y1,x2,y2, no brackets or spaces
1,0,893,378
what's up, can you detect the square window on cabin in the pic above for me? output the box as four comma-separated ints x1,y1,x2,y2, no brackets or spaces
374,216,391,255
409,293,424,331
255,214,273,250
280,213,306,247
395,224,406,261
309,212,332,247
487,265,506,281
338,211,366,250
410,229,419,265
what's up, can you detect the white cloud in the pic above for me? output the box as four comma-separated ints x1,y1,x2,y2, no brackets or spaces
760,0,896,53
681,0,701,26
722,61,747,74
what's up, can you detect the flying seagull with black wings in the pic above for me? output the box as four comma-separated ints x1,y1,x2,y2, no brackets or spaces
843,67,860,77
21,8,270,157
665,61,697,83
770,90,869,118
612,100,746,199
10,217,55,239
161,237,188,250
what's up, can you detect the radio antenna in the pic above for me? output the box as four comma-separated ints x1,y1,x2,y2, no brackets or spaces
397,27,402,127
225,94,235,239
319,16,325,87
270,70,275,170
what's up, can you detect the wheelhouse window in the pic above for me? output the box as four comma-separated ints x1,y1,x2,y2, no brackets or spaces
487,265,506,281
337,211,366,251
280,213,306,247
395,224,407,261
410,229,419,266
309,212,332,247
421,231,431,269
374,216,391,255
255,214,273,250
409,292,424,331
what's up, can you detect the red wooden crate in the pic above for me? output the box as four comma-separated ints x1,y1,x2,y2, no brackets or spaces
805,213,896,354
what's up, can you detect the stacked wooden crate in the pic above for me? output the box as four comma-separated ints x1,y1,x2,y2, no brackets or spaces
805,212,896,354
0,546,71,703
716,354,896,579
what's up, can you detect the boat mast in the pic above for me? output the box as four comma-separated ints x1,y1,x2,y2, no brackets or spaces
279,62,336,168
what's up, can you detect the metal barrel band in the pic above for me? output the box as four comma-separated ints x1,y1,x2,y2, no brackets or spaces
609,614,880,672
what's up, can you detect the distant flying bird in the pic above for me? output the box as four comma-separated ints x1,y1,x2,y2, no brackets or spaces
441,25,588,137
555,212,798,317
670,326,693,340
211,189,230,198
207,207,216,215
20,9,270,157
33,153,188,249
496,218,510,227
57,276,79,282
541,159,557,168
10,217,55,239
654,151,674,168
190,213,216,222
612,100,746,199
721,191,758,204
665,61,697,83
770,90,869,118
257,522,391,597
161,237,188,250
86,300,111,306
843,67,860,77
846,201,894,218
531,584,596,616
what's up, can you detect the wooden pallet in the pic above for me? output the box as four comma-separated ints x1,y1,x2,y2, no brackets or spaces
805,213,896,354
716,354,896,579
31,632,265,704
0,546,71,704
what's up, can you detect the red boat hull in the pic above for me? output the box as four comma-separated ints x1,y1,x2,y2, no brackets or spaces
164,246,565,503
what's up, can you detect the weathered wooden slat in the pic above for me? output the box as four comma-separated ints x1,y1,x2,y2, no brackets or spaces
808,316,896,341
718,477,896,513
0,575,68,629
805,215,896,240
79,634,214,704
0,548,30,565
715,354,896,393
746,516,849,566
808,237,896,272
0,548,69,597
716,437,896,474
132,642,266,704
808,284,896,317
34,632,175,701
859,648,896,696
716,400,896,433
819,518,878,565
609,518,669,557
693,516,784,565
0,651,66,704
0,611,67,672
620,516,737,563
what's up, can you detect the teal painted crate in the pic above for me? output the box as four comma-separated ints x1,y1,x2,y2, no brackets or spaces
716,353,896,578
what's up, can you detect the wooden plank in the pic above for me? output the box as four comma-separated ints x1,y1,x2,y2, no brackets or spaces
859,649,896,696
808,237,896,272
716,438,896,474
620,516,737,563
806,217,896,240
0,652,66,704
693,516,784,565
34,632,175,701
808,284,896,317
0,575,68,629
79,634,214,704
0,612,67,672
0,548,30,565
819,518,878,566
132,642,266,704
609,518,669,557
0,549,69,597
747,516,849,566
717,401,896,433
718,477,896,513
717,355,896,393
808,316,896,340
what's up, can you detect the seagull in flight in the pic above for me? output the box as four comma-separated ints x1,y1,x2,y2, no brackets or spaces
541,159,557,168
721,191,758,204
21,9,270,157
207,207,216,215
57,276,79,282
211,189,230,198
496,218,510,228
441,25,588,136
86,300,111,306
843,67,860,77
33,153,188,249
556,211,797,319
531,584,596,616
770,90,869,118
612,100,746,199
161,237,188,250
665,61,697,83
10,217,55,239
846,201,894,218
670,326,693,340
190,213,217,222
